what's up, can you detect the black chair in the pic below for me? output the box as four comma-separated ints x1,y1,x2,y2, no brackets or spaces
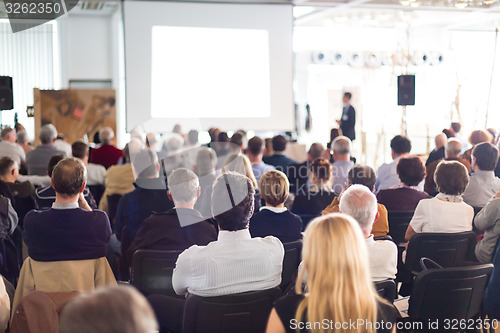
107,194,122,224
405,232,477,274
387,210,414,245
130,249,183,297
182,287,282,333
407,264,493,332
87,184,105,206
280,240,302,292
374,279,396,304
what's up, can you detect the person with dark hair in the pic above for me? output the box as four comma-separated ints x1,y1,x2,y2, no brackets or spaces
250,170,302,242
286,143,324,195
24,158,112,261
246,136,275,183
426,133,447,166
375,135,412,191
323,165,389,238
115,148,175,265
336,92,356,141
291,159,336,216
461,129,494,164
405,160,473,242
72,141,106,186
35,154,97,210
126,168,216,268
262,135,297,171
462,142,500,207
377,156,430,211
229,132,244,153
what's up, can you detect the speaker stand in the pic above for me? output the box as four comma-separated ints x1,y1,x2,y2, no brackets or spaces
401,105,407,136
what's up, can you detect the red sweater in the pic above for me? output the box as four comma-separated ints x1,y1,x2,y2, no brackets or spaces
90,144,123,169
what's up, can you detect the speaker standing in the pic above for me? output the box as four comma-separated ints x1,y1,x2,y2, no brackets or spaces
336,92,356,141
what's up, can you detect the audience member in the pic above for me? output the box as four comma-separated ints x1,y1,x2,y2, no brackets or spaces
377,156,430,211
145,132,158,151
72,141,106,186
461,129,493,163
90,127,123,169
483,241,500,319
193,148,218,219
266,214,399,333
15,129,33,155
375,135,412,191
247,136,275,184
0,156,37,225
425,138,471,196
26,124,66,175
426,133,446,166
127,168,216,266
98,143,135,214
181,129,201,170
263,135,297,171
291,159,336,216
462,142,500,207
24,158,111,261
159,134,185,175
59,286,158,333
330,136,354,195
230,132,244,153
0,127,25,166
474,191,500,263
35,154,97,210
223,153,261,212
286,143,324,195
323,165,389,238
339,185,397,281
54,133,72,157
250,170,302,242
451,122,468,153
405,160,473,241
115,148,175,264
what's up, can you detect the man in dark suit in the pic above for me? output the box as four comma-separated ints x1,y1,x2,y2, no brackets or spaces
262,135,297,172
337,92,356,141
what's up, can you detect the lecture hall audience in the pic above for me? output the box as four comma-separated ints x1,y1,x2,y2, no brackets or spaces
90,127,123,169
266,214,399,333
377,156,430,211
339,185,398,281
375,135,412,191
26,124,66,176
250,170,302,242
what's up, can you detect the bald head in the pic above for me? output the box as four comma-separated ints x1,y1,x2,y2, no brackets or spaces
51,158,87,198
435,133,447,149
445,138,462,159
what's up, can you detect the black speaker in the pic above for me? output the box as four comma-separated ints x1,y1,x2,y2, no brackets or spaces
397,75,415,106
0,76,13,111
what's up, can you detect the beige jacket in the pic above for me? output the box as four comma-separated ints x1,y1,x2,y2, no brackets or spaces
98,163,135,213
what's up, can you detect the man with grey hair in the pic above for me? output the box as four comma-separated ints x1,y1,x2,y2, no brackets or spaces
424,138,471,196
26,124,66,175
90,127,123,169
339,184,397,281
0,127,25,166
127,167,216,267
331,136,354,195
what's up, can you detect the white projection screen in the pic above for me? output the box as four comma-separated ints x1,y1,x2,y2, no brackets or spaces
123,1,293,132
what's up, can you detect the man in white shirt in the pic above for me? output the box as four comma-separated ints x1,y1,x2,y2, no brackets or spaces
375,135,412,192
462,142,500,208
173,171,284,296
339,184,397,281
331,136,354,195
71,141,106,186
0,127,25,166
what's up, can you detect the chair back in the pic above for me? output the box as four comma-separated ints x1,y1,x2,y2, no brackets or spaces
387,210,414,245
405,232,476,273
87,184,105,206
408,264,493,325
106,194,122,224
130,249,182,297
182,287,282,333
280,240,302,292
374,279,396,304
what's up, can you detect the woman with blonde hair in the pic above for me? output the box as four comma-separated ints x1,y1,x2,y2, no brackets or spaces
223,153,261,212
266,214,399,333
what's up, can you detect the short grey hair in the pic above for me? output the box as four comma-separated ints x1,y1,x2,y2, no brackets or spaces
168,168,199,204
131,148,159,179
39,124,58,144
99,127,114,145
16,130,29,144
196,148,217,176
0,127,14,140
339,184,377,233
164,134,184,152
332,136,351,155
445,138,462,158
